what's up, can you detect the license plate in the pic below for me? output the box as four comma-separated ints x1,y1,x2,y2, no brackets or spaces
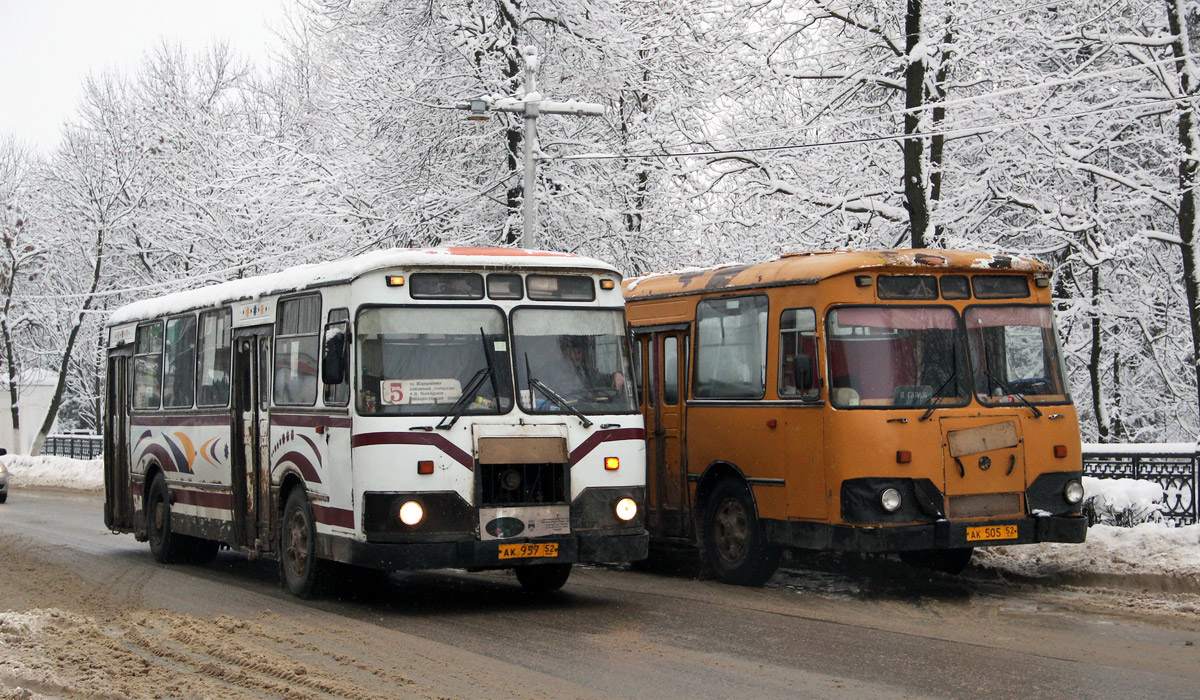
966,524,1019,542
497,542,559,560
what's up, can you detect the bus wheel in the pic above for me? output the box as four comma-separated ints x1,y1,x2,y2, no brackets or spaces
281,488,324,598
147,473,186,563
515,563,572,593
899,548,973,575
703,477,781,586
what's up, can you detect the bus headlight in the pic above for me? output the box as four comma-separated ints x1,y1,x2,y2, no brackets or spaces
615,498,638,521
880,488,902,512
1063,480,1084,505
398,500,424,526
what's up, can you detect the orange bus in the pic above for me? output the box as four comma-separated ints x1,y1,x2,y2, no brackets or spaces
623,249,1086,585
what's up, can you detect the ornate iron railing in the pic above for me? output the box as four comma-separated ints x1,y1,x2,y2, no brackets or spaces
42,434,103,460
1081,444,1198,526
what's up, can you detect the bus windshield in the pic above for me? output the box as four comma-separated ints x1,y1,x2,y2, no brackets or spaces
512,307,638,415
965,305,1071,405
826,306,970,409
356,306,513,416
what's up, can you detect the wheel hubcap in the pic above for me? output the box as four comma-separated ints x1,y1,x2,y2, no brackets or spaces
285,509,309,576
714,497,749,562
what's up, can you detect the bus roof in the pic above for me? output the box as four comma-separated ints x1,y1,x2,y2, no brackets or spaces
109,246,621,326
623,249,1048,300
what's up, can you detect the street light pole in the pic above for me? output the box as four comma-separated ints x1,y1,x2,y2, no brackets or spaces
457,46,604,249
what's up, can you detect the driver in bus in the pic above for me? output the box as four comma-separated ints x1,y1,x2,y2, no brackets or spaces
550,335,625,396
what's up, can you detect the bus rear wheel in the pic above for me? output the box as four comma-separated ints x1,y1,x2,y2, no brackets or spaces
147,473,186,563
281,488,325,598
515,563,572,593
703,477,781,586
899,548,973,574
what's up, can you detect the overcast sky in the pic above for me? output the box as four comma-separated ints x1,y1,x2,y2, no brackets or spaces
0,0,289,153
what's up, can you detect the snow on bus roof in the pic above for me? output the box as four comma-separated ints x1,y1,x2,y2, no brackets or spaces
623,249,1047,297
109,247,619,325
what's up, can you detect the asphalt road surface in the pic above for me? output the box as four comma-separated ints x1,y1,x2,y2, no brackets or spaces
1,488,1197,699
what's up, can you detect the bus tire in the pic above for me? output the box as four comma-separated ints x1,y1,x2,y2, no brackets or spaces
703,477,781,587
899,548,973,575
515,563,572,593
146,473,186,564
281,488,324,598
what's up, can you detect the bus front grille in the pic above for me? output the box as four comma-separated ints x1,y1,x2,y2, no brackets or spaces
478,463,568,506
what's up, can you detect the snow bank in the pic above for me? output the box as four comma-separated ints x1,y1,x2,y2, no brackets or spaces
1083,475,1164,511
975,523,1200,580
0,455,103,490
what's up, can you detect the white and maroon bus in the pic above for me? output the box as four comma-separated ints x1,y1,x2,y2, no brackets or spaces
103,247,646,596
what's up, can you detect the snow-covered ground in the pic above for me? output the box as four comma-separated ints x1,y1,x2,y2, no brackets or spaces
2,454,1197,582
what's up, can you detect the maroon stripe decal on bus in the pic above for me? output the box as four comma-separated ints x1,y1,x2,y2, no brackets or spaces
351,432,474,471
272,414,353,429
568,428,647,466
171,487,234,510
143,444,178,472
275,451,322,484
313,503,355,529
131,415,231,427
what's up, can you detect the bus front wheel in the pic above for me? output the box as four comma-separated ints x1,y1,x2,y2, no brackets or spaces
515,563,572,593
703,477,781,586
281,488,325,598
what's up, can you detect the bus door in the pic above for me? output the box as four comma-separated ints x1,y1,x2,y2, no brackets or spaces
641,326,690,538
232,331,272,552
103,352,134,530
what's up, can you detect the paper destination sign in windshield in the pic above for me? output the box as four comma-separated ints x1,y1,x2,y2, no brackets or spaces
380,378,463,405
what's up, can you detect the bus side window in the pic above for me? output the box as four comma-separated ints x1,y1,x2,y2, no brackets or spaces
275,294,322,406
133,321,164,409
162,315,197,409
323,308,350,407
779,308,818,400
196,308,231,407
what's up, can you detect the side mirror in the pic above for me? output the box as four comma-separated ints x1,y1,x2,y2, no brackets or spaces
793,353,814,391
322,323,348,386
0,447,7,456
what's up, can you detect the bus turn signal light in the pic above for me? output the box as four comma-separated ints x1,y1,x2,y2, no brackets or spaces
896,450,912,464
600,279,616,290
1054,445,1068,458
386,275,405,287
605,457,619,471
418,460,434,475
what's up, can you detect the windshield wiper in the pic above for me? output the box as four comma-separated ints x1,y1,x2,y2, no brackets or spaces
524,354,593,428
436,328,503,430
918,369,959,422
436,366,492,430
985,369,1043,418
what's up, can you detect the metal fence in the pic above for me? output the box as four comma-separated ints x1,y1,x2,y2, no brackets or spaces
1081,445,1198,526
42,434,103,460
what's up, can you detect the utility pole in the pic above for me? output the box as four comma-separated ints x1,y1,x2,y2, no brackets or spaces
456,46,604,249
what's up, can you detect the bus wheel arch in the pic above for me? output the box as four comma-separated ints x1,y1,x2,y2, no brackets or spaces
697,465,781,587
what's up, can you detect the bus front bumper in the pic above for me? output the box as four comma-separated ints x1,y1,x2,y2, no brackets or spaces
766,515,1087,553
317,530,648,571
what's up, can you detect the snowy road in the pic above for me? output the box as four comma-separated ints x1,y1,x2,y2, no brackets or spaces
1,489,1198,700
